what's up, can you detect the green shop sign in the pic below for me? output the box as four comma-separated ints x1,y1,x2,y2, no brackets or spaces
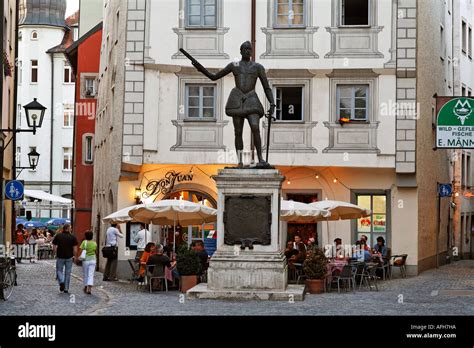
436,97,474,148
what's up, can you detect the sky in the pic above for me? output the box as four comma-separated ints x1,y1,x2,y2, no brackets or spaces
66,0,79,17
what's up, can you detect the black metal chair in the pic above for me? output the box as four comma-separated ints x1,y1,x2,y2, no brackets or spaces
146,264,168,293
362,265,378,291
335,265,355,293
127,259,140,284
390,254,408,279
376,247,391,280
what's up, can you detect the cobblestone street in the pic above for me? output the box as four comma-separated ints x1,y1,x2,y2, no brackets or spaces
0,259,473,316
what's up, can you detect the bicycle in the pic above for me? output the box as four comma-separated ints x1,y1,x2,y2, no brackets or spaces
0,257,17,300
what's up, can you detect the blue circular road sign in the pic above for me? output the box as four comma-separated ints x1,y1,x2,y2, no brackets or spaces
5,180,24,201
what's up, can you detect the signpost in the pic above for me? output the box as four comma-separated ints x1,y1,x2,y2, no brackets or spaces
436,183,452,268
436,97,474,149
4,180,24,201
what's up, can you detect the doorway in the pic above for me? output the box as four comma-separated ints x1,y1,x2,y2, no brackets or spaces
285,193,319,246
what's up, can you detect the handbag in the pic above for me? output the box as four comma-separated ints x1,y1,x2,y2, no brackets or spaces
101,245,118,259
79,241,87,261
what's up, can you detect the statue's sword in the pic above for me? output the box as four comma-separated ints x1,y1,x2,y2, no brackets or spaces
265,110,275,164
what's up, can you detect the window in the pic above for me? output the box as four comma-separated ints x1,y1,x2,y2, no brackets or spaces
356,194,387,248
337,85,369,121
64,62,75,83
16,147,21,168
63,147,73,171
469,26,472,58
462,85,467,96
185,84,216,119
17,104,21,127
29,147,37,171
18,60,22,84
63,106,74,127
462,152,471,188
84,77,97,97
84,135,94,164
274,86,303,121
31,31,38,40
186,0,217,27
341,0,369,26
468,89,472,97
274,0,305,28
31,60,38,83
440,25,446,60
462,20,467,54
114,10,120,44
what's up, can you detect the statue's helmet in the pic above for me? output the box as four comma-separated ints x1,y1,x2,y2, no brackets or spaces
240,41,252,50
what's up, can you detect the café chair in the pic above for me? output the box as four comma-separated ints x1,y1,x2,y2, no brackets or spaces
390,254,408,279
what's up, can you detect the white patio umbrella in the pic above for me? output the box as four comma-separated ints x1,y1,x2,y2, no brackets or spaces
128,199,217,252
102,203,145,224
309,200,371,244
280,199,331,222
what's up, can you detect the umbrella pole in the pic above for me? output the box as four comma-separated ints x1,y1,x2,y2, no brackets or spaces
173,217,176,254
326,219,329,247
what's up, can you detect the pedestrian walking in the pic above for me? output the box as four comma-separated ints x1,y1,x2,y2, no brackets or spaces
78,231,97,295
52,224,78,293
103,223,123,281
28,229,39,263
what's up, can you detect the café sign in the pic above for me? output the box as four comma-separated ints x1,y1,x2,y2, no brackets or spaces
436,97,474,148
143,170,194,198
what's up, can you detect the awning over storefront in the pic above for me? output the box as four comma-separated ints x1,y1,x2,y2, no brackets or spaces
24,190,72,204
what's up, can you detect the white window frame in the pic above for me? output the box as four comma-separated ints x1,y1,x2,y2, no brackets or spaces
63,106,74,128
64,61,74,84
84,77,97,98
273,0,306,29
15,147,21,168
63,147,73,171
185,84,217,120
31,59,38,84
340,0,371,27
273,85,305,122
336,84,370,121
17,103,22,127
84,134,94,164
468,25,472,59
462,20,467,54
185,0,217,28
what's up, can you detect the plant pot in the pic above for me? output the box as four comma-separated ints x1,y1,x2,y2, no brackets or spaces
305,279,325,294
180,275,198,293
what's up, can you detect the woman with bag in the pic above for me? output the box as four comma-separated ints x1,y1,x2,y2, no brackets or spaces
78,231,97,295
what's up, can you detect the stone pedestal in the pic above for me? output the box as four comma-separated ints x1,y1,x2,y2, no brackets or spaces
187,168,305,301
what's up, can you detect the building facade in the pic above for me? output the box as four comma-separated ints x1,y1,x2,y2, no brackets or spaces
16,0,77,218
66,19,102,241
1,0,17,244
92,0,474,278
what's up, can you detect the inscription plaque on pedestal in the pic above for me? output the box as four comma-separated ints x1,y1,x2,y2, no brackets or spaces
223,195,271,246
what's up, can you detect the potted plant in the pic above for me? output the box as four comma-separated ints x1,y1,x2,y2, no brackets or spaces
303,248,329,294
339,117,350,126
176,246,202,293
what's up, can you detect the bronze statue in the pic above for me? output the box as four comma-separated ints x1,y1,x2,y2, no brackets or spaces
180,41,275,168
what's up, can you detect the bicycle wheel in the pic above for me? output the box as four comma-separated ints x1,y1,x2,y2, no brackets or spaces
1,267,15,300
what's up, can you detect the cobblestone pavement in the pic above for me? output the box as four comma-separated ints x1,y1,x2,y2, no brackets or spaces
0,259,473,316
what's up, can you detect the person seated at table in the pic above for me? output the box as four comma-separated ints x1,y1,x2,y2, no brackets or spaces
333,238,345,259
288,235,306,270
138,242,155,283
306,237,317,251
146,244,172,289
191,240,209,274
284,241,298,260
355,241,372,262
373,237,388,259
359,235,370,251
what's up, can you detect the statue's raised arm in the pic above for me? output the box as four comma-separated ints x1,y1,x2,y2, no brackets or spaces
180,48,232,81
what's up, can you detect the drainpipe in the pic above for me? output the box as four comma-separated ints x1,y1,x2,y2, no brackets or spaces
0,0,5,244
11,0,19,243
50,54,54,218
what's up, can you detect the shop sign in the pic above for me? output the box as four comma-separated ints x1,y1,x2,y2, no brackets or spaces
143,170,194,197
436,97,474,148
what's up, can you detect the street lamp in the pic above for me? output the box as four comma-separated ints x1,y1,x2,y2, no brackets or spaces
134,187,142,204
23,98,46,135
27,149,40,170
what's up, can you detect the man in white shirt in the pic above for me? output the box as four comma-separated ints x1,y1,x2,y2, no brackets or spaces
134,223,151,261
103,224,123,281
